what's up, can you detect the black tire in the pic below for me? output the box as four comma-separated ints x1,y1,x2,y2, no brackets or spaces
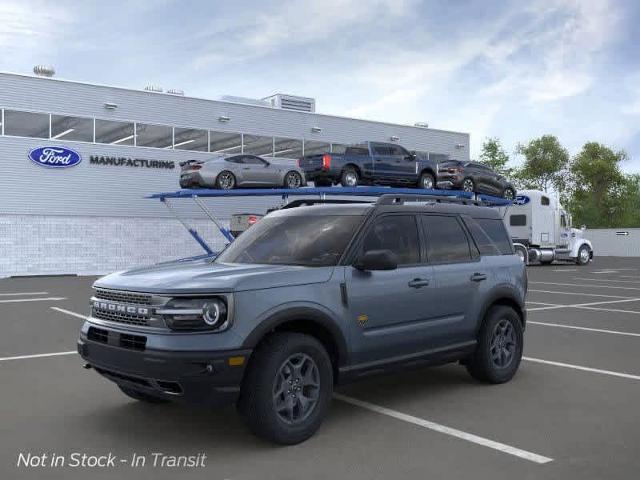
118,385,168,404
466,306,523,384
503,187,516,200
216,171,236,190
238,333,333,445
462,177,475,193
576,244,591,265
540,259,553,265
418,172,436,189
340,167,359,187
314,178,332,187
283,171,303,189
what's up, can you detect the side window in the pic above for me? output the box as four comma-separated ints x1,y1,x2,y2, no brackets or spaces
475,218,513,255
388,145,409,157
421,215,471,263
541,196,550,206
360,215,420,265
226,155,244,164
560,214,567,228
510,214,527,226
244,155,266,165
372,144,390,156
463,218,501,256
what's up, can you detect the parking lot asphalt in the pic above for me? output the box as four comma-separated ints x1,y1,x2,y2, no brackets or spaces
1,258,639,480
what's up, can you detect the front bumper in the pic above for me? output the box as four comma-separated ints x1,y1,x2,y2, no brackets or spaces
78,328,251,407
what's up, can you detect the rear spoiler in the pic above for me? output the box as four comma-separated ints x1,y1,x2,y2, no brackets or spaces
179,160,203,168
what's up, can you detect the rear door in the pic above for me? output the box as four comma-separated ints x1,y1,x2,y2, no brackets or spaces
420,214,484,345
387,144,416,181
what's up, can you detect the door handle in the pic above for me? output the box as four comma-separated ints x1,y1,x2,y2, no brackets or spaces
408,278,430,288
243,167,250,170
470,273,487,282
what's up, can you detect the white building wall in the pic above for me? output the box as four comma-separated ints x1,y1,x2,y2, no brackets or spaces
584,228,640,257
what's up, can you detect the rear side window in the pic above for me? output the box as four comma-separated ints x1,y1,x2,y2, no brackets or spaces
361,215,420,265
345,146,369,156
468,218,513,255
510,214,527,226
421,215,471,263
541,196,550,206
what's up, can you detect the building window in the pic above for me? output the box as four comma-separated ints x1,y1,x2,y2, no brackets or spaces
209,131,242,154
243,134,274,156
95,119,135,145
51,115,94,142
331,143,348,154
3,110,49,138
273,137,303,159
303,140,330,156
136,123,173,149
173,127,208,151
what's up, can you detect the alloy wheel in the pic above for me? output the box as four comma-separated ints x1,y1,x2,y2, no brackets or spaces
272,353,320,425
286,172,302,189
463,179,474,192
218,172,235,189
490,319,516,368
504,188,515,200
421,175,434,189
344,172,358,187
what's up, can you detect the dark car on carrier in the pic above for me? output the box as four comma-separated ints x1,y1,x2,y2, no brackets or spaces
298,141,441,189
438,160,516,199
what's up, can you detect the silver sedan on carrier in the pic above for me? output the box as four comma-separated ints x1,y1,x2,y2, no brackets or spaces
179,154,307,190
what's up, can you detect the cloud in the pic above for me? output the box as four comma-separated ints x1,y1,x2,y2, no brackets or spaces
0,1,71,51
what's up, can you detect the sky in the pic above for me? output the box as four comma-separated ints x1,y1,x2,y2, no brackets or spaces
1,0,639,171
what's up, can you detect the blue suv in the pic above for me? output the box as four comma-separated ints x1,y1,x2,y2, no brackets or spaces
78,195,527,444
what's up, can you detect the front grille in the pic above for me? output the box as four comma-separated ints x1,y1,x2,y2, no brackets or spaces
93,309,150,326
94,288,152,305
120,333,147,351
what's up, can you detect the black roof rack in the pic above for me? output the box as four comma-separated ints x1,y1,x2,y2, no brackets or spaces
376,194,487,206
280,199,372,209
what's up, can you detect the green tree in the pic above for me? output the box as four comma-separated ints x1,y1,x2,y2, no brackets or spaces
478,137,511,174
567,142,639,228
515,135,569,193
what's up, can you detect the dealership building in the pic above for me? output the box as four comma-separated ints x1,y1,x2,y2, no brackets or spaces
0,70,470,277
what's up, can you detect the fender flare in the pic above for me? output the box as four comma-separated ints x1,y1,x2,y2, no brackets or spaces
570,238,593,258
477,285,526,331
241,306,350,366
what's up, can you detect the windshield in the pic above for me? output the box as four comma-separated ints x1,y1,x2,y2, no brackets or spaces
215,214,364,266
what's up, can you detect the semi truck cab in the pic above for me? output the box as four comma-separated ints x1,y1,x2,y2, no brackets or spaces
501,189,593,265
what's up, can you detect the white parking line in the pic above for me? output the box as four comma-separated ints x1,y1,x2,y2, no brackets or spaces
0,297,67,304
0,291,49,296
530,281,640,292
573,277,640,285
575,306,640,315
552,269,576,272
0,351,76,362
528,289,631,299
334,394,553,464
527,297,640,312
526,301,558,306
51,307,88,320
524,357,640,381
528,321,640,338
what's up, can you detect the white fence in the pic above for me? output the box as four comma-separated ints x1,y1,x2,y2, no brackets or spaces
584,228,640,257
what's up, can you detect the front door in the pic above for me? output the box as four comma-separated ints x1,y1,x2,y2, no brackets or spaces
241,155,271,185
345,214,437,364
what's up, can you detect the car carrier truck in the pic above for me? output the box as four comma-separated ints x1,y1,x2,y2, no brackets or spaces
500,189,593,265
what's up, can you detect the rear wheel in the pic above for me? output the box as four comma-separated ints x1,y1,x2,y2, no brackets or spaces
340,167,359,187
284,171,303,189
576,244,591,265
503,187,515,200
462,178,475,193
466,306,523,384
418,172,435,189
216,171,236,190
118,385,168,404
238,333,333,445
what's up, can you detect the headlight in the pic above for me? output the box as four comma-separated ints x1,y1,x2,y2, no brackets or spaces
157,297,230,332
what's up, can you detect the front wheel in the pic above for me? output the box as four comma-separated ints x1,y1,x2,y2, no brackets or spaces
238,333,333,445
466,306,523,384
576,244,591,265
462,178,475,193
418,172,435,189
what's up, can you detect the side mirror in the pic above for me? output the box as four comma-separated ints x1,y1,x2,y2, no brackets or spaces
354,249,398,271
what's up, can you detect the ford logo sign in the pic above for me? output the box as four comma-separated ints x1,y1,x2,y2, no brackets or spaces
28,146,82,168
514,195,530,205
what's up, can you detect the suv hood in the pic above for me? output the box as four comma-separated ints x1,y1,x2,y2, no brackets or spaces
94,256,334,294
